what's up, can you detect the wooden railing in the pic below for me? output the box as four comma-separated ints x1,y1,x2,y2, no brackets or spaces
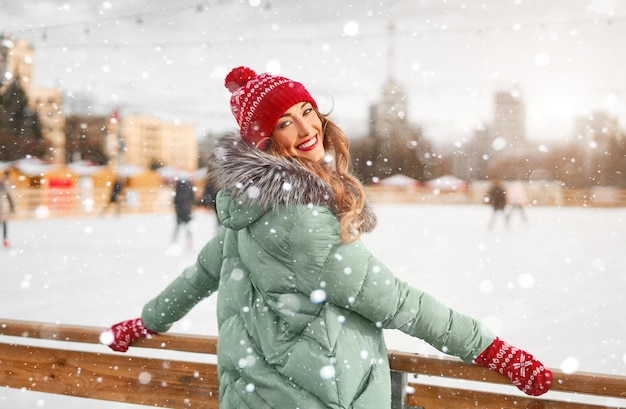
1,319,625,408
11,187,174,219
366,185,626,207
6,184,626,220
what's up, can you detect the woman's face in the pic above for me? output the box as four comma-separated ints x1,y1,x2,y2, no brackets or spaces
271,102,325,162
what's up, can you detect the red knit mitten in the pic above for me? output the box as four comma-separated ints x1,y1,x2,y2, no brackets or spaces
100,318,156,352
475,337,552,396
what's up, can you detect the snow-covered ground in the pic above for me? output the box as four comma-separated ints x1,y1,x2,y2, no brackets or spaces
2,203,625,408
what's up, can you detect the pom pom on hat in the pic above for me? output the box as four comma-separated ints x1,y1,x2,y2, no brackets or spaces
224,65,317,150
224,66,256,93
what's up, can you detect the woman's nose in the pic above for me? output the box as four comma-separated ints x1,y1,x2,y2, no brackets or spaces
295,118,311,137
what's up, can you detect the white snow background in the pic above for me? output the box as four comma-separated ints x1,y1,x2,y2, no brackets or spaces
1,203,625,407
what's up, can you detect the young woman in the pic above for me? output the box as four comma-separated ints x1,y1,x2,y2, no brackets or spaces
103,66,551,408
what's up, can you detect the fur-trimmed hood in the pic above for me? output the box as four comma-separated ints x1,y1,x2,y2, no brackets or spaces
207,135,376,232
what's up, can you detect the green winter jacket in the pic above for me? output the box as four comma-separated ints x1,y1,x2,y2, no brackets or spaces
141,136,494,408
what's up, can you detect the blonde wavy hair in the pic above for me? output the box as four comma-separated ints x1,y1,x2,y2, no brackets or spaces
266,112,367,243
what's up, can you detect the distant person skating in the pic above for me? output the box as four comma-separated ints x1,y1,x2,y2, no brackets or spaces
102,178,125,216
172,179,195,248
0,170,16,248
485,179,507,231
506,181,529,227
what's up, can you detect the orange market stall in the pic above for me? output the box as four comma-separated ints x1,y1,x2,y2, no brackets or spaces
111,165,166,213
68,161,116,213
11,158,79,217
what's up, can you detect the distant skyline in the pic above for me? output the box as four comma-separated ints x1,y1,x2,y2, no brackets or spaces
1,0,624,145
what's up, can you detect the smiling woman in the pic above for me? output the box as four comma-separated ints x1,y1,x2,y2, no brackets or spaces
222,65,370,242
102,65,552,408
270,102,325,161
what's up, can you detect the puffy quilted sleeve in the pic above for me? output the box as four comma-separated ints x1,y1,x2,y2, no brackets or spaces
289,206,494,363
141,229,226,332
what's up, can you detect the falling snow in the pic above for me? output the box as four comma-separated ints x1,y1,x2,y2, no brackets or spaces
1,204,625,407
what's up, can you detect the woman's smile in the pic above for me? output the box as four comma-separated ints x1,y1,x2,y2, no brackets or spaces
296,135,319,151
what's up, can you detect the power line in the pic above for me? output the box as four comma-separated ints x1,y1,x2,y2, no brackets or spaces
8,2,626,51
8,1,233,36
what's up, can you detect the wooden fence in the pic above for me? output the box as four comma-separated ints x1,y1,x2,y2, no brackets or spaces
8,184,625,220
11,187,174,219
366,185,626,207
1,319,625,408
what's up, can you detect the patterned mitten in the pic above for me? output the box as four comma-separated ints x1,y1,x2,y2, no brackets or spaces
475,337,552,396
101,318,156,352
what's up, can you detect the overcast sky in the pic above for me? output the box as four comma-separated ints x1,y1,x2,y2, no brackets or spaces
1,0,624,146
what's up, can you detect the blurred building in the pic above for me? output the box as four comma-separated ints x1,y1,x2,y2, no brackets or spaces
2,35,197,171
31,87,66,163
64,114,114,164
351,78,431,183
0,36,33,90
493,88,526,153
0,34,66,163
573,110,620,148
572,110,622,186
121,115,197,171
452,88,530,181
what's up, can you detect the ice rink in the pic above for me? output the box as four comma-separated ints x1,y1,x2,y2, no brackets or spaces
2,203,625,407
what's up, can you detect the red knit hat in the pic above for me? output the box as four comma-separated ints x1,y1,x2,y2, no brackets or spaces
225,66,318,150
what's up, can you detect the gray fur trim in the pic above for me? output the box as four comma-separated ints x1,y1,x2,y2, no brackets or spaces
207,135,377,232
207,136,336,210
